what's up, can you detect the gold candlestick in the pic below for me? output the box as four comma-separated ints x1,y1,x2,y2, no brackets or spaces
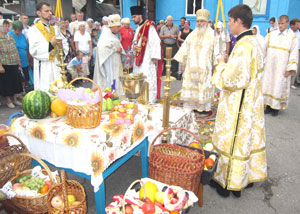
56,37,68,82
161,47,176,143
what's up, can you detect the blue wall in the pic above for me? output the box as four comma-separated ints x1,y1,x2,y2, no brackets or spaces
122,0,300,36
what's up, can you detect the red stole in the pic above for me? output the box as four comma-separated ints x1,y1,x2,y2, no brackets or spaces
135,20,163,99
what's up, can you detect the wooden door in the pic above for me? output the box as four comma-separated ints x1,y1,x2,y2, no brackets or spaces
146,0,156,21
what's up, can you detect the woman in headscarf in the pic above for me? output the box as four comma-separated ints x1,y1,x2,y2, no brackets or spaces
9,20,30,87
0,19,23,108
266,17,278,33
252,25,265,55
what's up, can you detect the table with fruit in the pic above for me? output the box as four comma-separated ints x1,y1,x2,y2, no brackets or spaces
9,91,199,193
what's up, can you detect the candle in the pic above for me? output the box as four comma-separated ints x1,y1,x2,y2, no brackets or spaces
166,47,172,59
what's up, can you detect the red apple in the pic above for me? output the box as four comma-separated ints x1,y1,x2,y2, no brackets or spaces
51,195,64,209
141,202,155,214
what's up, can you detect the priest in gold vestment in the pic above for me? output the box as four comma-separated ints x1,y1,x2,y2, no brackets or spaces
211,4,267,197
174,9,217,112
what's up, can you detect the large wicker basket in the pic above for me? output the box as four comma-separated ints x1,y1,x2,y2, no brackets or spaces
47,170,87,214
0,133,31,188
66,77,103,129
9,153,56,214
149,127,205,194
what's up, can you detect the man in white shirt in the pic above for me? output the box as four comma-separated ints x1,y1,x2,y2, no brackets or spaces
290,18,300,89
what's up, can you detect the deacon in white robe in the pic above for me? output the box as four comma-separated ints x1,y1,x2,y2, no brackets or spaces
174,9,218,112
263,15,298,113
28,3,68,93
93,14,125,95
131,6,162,103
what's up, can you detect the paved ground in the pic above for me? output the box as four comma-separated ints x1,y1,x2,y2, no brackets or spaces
1,81,300,214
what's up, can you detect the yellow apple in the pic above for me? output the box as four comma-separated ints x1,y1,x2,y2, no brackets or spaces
67,194,76,206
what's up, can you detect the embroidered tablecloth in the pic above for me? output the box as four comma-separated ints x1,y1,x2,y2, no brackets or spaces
10,104,198,191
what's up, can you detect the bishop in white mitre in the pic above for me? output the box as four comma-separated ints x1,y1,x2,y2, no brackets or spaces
93,14,125,95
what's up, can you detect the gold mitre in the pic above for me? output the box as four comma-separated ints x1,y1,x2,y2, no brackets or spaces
196,9,210,21
108,14,121,27
123,17,130,24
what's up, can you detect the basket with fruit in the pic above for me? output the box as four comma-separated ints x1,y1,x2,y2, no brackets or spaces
47,170,86,214
105,178,198,214
56,77,103,129
7,153,58,214
0,133,31,188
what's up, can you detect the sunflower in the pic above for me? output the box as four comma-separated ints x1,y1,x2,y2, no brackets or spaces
132,122,145,142
102,123,124,137
63,132,82,147
91,152,104,177
30,125,46,140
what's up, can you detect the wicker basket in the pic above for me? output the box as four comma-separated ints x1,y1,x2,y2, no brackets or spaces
66,77,103,129
9,153,56,214
0,133,32,188
149,127,205,194
47,170,87,214
105,179,146,214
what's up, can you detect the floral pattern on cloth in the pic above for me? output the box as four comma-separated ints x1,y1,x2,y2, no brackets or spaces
10,104,198,191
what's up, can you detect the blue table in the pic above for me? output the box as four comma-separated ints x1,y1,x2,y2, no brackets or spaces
33,137,149,214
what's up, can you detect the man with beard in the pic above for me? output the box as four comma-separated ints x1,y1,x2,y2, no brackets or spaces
93,14,125,96
28,2,67,92
131,6,162,102
174,9,217,113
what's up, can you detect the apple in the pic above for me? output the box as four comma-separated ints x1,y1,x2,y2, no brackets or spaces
51,195,64,209
67,194,76,206
50,111,58,118
124,204,134,214
12,183,23,192
141,202,155,214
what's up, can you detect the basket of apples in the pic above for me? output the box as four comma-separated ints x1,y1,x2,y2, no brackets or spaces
7,153,58,214
47,170,86,214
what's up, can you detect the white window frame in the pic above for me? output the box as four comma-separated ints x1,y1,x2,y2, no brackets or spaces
185,0,204,16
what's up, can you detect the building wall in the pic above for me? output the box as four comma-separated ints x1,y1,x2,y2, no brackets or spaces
122,0,300,36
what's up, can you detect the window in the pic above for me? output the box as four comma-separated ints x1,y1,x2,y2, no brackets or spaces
186,0,203,16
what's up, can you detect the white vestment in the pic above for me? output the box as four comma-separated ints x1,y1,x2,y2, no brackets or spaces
132,22,161,103
93,28,125,95
263,29,299,110
174,27,217,111
28,23,68,93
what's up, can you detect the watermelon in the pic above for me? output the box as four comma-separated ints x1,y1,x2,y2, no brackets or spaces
22,90,51,119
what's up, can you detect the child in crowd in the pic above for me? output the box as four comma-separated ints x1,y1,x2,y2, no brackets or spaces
67,50,84,81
